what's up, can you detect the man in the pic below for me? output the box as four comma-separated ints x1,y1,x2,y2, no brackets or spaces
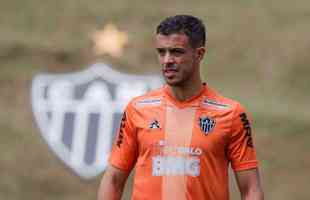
98,15,264,200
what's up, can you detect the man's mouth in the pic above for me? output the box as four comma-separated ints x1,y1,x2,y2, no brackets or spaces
163,63,178,72
163,68,178,78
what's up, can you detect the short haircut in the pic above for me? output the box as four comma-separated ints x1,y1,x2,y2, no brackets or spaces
156,15,207,48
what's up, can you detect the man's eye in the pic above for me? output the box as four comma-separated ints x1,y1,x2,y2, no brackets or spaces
171,49,185,55
157,49,166,56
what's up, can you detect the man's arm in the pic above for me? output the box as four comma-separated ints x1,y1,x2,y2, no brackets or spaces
97,165,130,200
235,168,264,200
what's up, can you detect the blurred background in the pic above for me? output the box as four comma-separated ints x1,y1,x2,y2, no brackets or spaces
1,0,309,199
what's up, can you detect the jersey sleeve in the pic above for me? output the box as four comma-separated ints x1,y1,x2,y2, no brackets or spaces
109,102,138,172
227,103,258,171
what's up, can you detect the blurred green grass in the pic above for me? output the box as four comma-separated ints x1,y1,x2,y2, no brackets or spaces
0,0,309,199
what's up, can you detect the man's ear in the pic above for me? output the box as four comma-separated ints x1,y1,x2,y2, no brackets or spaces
196,46,206,62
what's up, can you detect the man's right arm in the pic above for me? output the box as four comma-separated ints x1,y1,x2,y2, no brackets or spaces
97,165,130,200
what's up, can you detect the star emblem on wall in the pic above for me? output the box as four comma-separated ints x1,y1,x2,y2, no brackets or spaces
91,23,128,58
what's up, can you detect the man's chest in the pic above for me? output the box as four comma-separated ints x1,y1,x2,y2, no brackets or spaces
135,106,233,156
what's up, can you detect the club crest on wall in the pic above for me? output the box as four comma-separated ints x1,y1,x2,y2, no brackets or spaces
31,63,162,179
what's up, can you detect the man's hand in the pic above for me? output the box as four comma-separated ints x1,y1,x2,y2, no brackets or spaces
235,168,264,200
97,165,130,200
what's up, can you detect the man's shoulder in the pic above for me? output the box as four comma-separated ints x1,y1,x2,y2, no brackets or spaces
202,85,243,112
127,87,165,109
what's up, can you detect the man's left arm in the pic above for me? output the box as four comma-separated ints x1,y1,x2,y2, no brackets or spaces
228,103,264,200
235,168,264,200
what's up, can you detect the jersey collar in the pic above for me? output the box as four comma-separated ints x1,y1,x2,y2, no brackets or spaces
163,83,208,108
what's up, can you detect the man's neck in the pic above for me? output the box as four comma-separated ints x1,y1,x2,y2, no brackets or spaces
169,78,203,101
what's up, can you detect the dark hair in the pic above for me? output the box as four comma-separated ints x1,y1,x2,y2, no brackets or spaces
156,15,207,48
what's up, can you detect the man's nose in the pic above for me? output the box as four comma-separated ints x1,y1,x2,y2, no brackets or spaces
163,52,174,64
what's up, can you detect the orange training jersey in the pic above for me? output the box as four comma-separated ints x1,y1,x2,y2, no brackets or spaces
109,83,258,200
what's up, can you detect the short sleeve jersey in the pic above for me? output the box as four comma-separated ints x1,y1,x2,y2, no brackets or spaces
109,84,258,200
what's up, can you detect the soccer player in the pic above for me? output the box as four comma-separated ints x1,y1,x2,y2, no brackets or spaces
98,15,264,200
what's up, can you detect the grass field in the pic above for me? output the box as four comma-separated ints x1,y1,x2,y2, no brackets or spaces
0,0,310,199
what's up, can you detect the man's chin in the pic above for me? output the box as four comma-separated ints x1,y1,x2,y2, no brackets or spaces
165,78,183,87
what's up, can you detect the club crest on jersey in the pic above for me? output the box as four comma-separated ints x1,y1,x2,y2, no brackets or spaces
31,63,162,179
149,119,160,129
199,116,216,135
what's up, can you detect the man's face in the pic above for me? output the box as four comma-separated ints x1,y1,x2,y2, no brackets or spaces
155,33,204,87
